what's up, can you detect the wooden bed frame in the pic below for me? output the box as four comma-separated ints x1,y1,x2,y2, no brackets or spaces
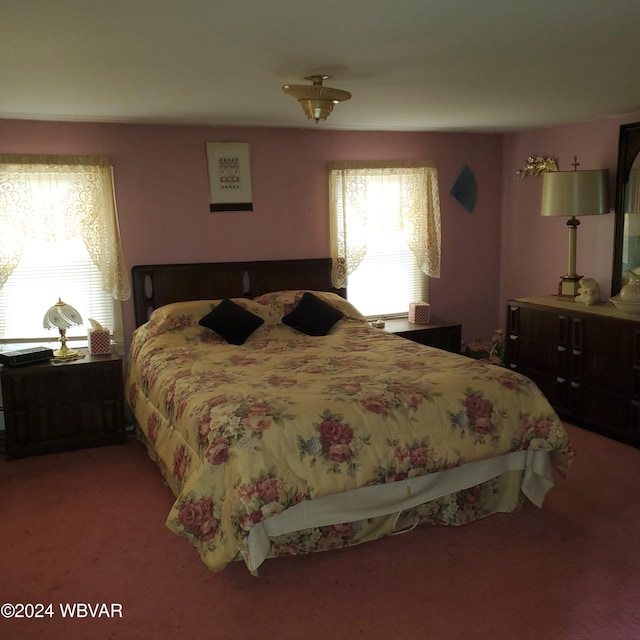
132,258,345,327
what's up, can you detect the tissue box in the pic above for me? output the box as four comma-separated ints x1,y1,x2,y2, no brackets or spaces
409,302,431,324
88,329,111,355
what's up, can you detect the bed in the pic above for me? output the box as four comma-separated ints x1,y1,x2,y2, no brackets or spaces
126,258,573,574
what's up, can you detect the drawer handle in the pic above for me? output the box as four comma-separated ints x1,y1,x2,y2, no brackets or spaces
557,346,566,352
573,349,582,356
571,381,580,388
557,377,565,383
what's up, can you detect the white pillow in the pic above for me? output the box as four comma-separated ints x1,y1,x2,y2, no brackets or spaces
253,290,367,322
145,299,273,337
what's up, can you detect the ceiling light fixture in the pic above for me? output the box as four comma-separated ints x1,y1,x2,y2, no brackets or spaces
282,75,351,123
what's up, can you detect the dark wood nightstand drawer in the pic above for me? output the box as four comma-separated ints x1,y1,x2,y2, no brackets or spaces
1,351,126,459
383,317,462,353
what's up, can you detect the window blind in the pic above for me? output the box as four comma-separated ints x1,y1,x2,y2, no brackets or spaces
0,155,129,347
329,166,437,318
0,235,116,343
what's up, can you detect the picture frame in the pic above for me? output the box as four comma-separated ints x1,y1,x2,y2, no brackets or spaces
206,142,253,212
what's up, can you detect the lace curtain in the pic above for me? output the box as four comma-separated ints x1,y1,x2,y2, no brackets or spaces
329,160,441,289
0,155,130,300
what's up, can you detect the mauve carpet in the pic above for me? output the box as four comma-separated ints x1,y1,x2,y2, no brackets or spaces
1,423,639,640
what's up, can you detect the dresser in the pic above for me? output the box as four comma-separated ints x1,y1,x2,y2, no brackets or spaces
506,296,640,447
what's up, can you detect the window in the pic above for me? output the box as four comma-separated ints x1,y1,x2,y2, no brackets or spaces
0,155,130,347
329,161,441,317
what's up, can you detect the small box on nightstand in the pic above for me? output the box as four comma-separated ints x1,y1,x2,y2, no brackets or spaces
88,329,111,355
409,302,431,324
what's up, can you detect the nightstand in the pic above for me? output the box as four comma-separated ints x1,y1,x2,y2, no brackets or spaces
383,317,462,353
0,350,126,460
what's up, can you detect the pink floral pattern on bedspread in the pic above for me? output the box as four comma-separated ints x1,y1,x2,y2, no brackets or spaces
127,306,572,572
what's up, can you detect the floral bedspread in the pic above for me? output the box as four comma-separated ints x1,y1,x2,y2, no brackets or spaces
126,293,572,572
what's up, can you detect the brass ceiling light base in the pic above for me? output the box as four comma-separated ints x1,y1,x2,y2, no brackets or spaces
282,75,352,123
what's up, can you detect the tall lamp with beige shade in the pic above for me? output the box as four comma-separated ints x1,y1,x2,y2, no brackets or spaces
541,159,609,297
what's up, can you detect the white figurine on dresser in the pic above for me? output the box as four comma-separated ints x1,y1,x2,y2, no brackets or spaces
574,277,600,306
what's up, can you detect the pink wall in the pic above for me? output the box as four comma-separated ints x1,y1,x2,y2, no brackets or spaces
500,110,640,311
5,111,640,353
1,119,503,349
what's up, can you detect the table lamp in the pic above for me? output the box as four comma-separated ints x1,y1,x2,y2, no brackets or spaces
43,298,83,359
541,159,609,297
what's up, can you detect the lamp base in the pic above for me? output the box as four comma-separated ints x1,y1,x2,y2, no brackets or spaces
559,274,582,297
52,328,83,360
53,345,81,360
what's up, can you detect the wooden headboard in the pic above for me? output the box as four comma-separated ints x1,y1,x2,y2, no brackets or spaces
132,258,345,327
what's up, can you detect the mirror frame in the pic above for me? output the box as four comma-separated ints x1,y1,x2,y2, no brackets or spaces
612,121,640,295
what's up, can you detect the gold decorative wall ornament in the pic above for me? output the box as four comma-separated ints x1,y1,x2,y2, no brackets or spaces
516,156,559,178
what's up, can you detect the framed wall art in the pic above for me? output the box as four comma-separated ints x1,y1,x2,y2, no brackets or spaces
206,142,253,212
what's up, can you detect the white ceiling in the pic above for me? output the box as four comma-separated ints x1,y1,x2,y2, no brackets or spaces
2,0,640,132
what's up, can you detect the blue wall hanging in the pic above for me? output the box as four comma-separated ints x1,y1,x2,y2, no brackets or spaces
449,164,477,213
